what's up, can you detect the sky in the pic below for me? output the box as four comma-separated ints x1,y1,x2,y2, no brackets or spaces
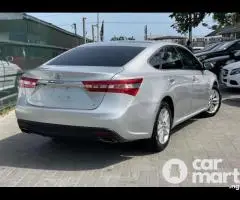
27,13,215,41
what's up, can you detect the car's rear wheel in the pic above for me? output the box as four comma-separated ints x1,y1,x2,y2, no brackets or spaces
202,86,221,117
149,101,172,152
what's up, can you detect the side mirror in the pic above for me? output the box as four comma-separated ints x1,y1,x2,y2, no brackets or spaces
234,50,240,58
203,62,214,70
231,49,238,54
6,56,13,62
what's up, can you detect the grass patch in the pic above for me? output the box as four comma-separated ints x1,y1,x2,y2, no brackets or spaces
0,103,16,116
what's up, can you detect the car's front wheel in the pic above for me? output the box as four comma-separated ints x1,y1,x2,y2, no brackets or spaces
149,101,172,152
202,86,221,117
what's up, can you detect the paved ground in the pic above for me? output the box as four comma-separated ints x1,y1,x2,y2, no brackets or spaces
0,87,240,187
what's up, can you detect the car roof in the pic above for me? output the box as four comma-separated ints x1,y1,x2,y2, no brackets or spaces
82,40,180,48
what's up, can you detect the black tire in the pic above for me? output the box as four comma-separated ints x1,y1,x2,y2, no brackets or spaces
202,86,221,117
149,101,172,153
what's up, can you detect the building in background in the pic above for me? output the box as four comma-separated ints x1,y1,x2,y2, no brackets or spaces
192,36,225,47
0,13,92,48
0,13,92,71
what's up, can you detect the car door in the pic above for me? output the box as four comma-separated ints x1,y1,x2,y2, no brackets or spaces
157,46,193,122
176,46,209,113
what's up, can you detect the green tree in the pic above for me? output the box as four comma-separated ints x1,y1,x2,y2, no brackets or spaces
202,13,240,31
169,12,206,42
110,35,135,41
213,13,240,27
127,36,135,40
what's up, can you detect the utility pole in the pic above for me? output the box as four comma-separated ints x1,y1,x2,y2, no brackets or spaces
144,25,148,40
72,23,77,35
72,23,78,46
83,17,86,44
97,13,100,42
188,13,193,43
92,25,95,42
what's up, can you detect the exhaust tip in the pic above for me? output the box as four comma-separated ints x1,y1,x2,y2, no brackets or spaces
98,137,118,143
95,131,118,143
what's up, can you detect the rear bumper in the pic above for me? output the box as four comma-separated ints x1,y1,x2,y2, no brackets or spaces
15,100,157,141
18,119,125,143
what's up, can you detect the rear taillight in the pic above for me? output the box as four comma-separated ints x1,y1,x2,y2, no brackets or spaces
83,78,143,96
19,77,38,88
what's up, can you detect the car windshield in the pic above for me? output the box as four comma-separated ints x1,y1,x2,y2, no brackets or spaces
214,41,236,51
203,43,221,51
47,45,145,67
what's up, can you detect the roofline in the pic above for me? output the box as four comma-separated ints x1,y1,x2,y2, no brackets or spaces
205,30,218,37
205,24,240,36
22,13,92,42
218,29,240,34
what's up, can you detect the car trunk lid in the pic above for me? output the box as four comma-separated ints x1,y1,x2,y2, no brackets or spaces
21,65,124,110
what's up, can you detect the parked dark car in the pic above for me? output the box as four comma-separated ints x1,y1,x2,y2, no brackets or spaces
202,50,240,80
195,42,224,54
195,40,240,62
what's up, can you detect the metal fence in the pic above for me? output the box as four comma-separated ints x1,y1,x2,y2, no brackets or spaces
0,64,23,113
192,37,234,47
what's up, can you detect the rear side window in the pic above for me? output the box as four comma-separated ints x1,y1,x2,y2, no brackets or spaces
176,46,202,70
149,46,183,70
47,46,145,67
160,46,183,70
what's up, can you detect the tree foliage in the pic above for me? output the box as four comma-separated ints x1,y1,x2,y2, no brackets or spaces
169,13,206,34
212,13,240,27
170,12,240,36
110,36,135,41
202,13,240,31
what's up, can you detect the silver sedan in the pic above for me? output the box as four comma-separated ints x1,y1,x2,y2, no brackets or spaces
16,41,221,152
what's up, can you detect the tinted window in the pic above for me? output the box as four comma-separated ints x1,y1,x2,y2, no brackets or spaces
47,46,145,67
236,42,240,50
160,46,183,70
216,41,236,51
203,43,221,52
176,47,202,70
229,41,240,51
210,42,225,51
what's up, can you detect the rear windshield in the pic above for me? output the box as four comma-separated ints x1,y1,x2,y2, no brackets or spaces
47,45,145,67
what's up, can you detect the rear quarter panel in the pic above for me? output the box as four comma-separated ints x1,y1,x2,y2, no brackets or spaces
113,63,179,135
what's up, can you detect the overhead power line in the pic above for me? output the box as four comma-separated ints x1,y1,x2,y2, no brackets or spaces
33,14,214,23
55,21,214,27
